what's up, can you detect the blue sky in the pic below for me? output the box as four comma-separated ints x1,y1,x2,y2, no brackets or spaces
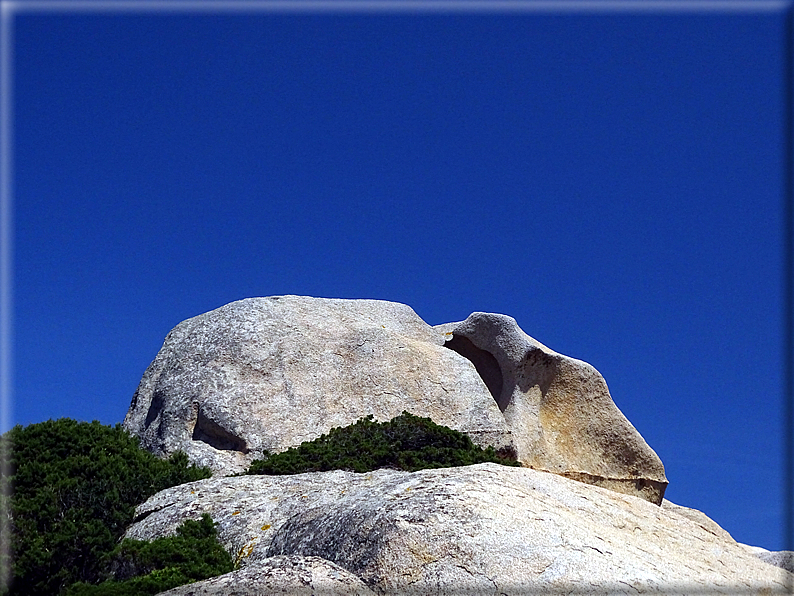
7,1,791,552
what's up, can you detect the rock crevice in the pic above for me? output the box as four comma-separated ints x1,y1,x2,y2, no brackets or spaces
443,334,505,411
191,406,250,454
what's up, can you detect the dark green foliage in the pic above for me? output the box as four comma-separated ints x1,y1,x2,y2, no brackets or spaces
3,419,212,596
65,514,234,596
247,411,520,475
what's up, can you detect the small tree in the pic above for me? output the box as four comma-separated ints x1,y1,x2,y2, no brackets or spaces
3,419,211,595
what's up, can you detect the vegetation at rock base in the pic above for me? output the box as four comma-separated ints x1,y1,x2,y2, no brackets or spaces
2,419,213,596
65,514,234,596
2,413,518,594
247,411,520,475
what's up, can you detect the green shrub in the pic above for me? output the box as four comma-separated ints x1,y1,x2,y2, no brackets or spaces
2,419,212,596
65,514,234,596
247,411,520,475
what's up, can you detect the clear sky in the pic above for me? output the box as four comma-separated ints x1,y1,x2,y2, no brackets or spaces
7,1,791,553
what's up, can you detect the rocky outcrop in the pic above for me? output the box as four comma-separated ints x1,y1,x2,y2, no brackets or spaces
437,312,667,504
125,463,790,595
123,296,666,503
156,555,376,595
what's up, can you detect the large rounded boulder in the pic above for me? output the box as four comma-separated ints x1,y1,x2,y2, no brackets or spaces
123,296,667,503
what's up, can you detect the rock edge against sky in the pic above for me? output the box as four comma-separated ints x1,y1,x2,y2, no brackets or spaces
123,296,667,504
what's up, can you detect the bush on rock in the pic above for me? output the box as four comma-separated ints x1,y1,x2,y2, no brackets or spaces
2,419,212,596
65,514,234,596
247,411,520,475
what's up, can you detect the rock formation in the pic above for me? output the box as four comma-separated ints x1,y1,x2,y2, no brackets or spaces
123,296,666,503
156,555,376,595
123,296,510,476
125,463,791,595
437,312,667,504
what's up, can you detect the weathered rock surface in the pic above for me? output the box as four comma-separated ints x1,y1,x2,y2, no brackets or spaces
741,545,794,574
437,312,667,504
125,463,790,595
123,296,510,476
659,499,736,543
156,555,376,595
124,296,667,502
758,551,794,574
